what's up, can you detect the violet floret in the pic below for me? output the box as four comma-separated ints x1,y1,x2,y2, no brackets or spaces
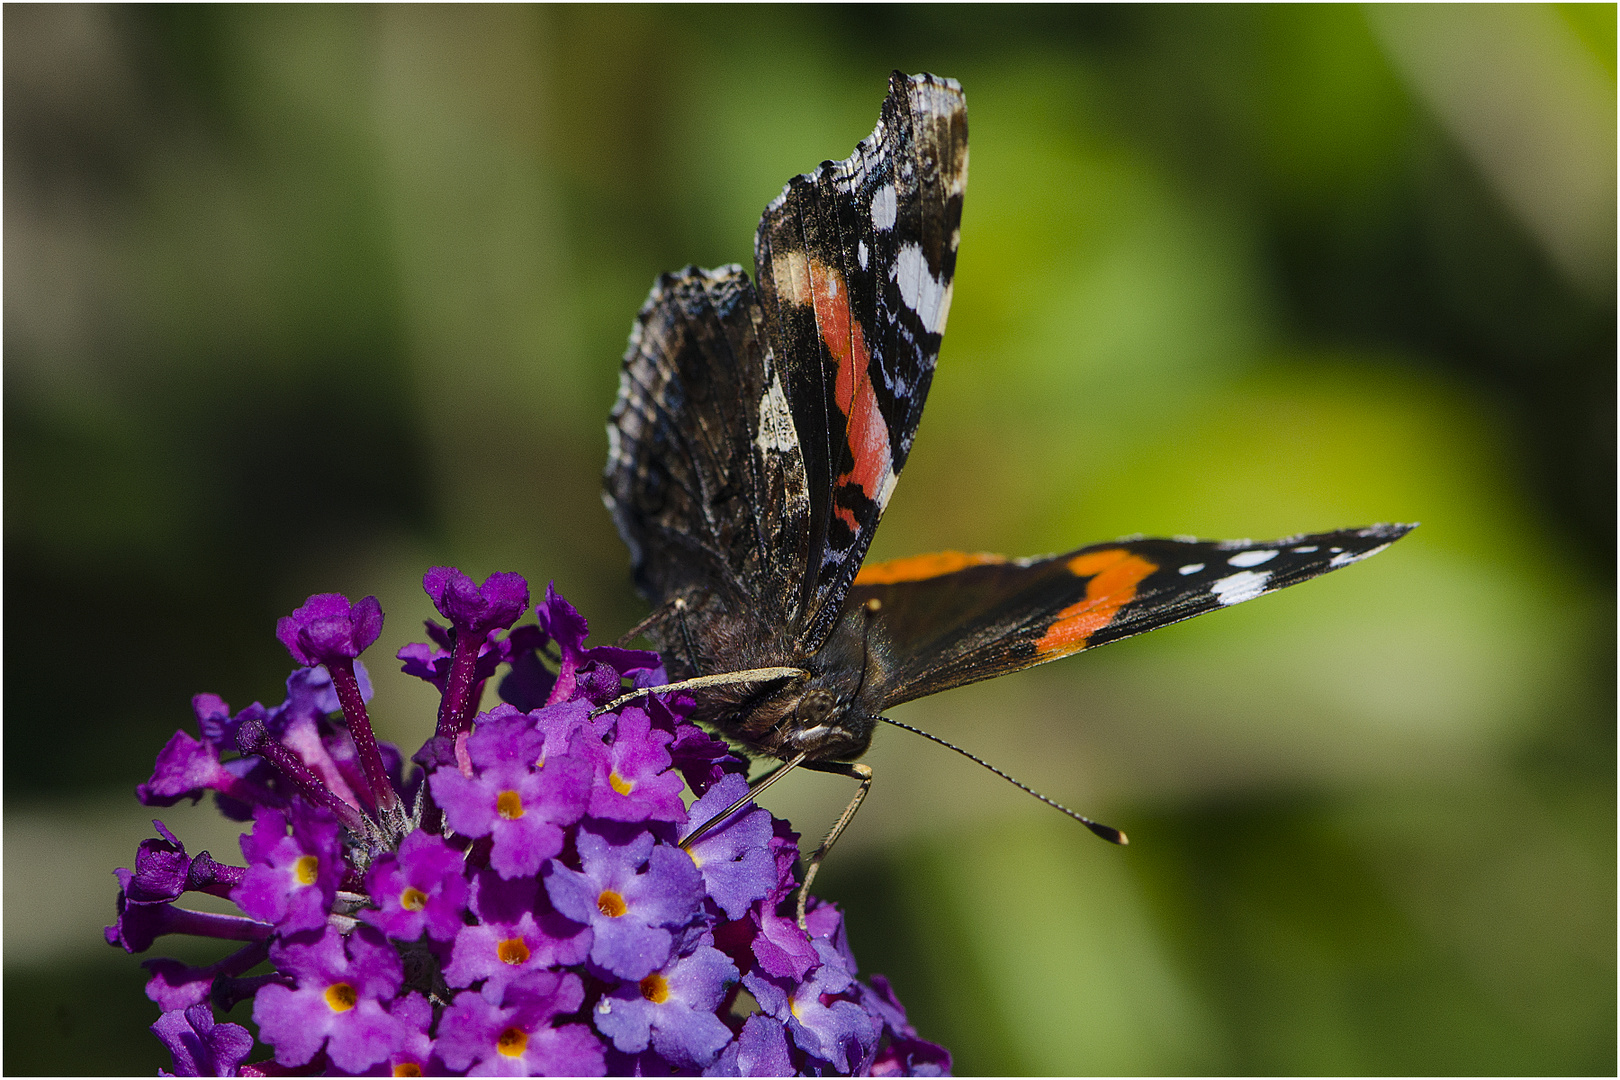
151,1003,254,1077
275,594,383,667
543,824,705,981
360,828,471,943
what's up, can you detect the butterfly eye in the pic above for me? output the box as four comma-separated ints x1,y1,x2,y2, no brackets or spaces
798,689,838,725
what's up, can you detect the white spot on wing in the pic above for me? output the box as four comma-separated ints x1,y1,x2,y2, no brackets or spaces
1329,543,1390,568
754,371,799,454
857,240,868,269
875,468,898,512
1292,545,1318,553
1178,563,1204,575
870,184,898,231
772,250,813,306
893,243,951,334
1227,549,1277,568
1211,570,1271,606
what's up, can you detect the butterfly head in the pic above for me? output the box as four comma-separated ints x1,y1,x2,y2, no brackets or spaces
771,681,877,762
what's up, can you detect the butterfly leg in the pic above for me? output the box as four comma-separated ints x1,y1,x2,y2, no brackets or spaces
615,596,703,676
679,751,808,849
614,604,669,648
672,598,701,675
614,595,692,654
794,760,874,929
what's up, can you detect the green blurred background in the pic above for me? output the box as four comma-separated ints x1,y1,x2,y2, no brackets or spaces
5,5,1614,1074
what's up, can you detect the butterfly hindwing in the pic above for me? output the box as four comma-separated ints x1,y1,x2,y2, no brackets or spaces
754,71,968,653
851,524,1415,709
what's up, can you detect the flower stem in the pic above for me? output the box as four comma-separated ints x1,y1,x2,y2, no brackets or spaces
236,718,369,836
326,657,400,816
435,628,489,740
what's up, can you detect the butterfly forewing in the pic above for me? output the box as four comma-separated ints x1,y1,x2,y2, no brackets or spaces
753,72,968,653
850,524,1415,709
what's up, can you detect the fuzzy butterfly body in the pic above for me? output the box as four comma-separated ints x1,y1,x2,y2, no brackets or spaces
604,72,1410,780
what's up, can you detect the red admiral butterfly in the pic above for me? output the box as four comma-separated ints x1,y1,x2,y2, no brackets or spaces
604,72,1412,919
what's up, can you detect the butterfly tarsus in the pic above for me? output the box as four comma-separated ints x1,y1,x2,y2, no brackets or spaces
614,596,703,675
614,602,674,648
877,715,1128,845
796,759,874,929
674,598,699,675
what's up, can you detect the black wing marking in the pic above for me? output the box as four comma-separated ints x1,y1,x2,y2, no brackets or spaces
850,524,1416,709
604,266,812,651
753,71,969,654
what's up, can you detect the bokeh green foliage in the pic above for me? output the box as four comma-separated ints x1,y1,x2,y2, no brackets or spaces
6,5,1613,1075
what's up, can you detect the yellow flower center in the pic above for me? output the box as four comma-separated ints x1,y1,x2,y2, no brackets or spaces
400,886,428,911
324,982,358,1012
496,790,525,819
597,889,627,918
496,1026,528,1058
609,771,635,796
639,973,670,1003
294,855,320,886
393,1064,423,1077
497,937,531,965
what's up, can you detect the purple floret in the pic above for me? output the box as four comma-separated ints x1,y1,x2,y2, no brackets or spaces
746,938,880,1074
276,593,384,667
231,805,343,934
429,709,592,879
142,942,269,1012
593,943,738,1068
252,924,407,1073
444,870,592,1003
124,821,192,905
705,1013,795,1077
424,567,531,638
435,970,607,1076
576,707,687,823
864,976,952,1077
106,878,272,955
750,906,820,983
668,721,737,798
383,991,436,1077
684,773,779,920
535,583,659,705
151,1003,254,1077
361,828,470,942
138,729,257,809
544,824,704,980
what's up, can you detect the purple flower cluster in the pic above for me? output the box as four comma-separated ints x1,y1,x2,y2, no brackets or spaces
110,569,950,1077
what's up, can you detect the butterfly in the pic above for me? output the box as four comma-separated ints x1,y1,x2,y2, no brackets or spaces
603,71,1412,919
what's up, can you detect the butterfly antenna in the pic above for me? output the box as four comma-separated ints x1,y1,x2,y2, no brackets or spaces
876,716,1127,845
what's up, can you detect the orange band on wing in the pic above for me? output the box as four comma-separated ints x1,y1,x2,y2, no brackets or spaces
809,260,892,509
855,550,1008,585
1035,549,1158,656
